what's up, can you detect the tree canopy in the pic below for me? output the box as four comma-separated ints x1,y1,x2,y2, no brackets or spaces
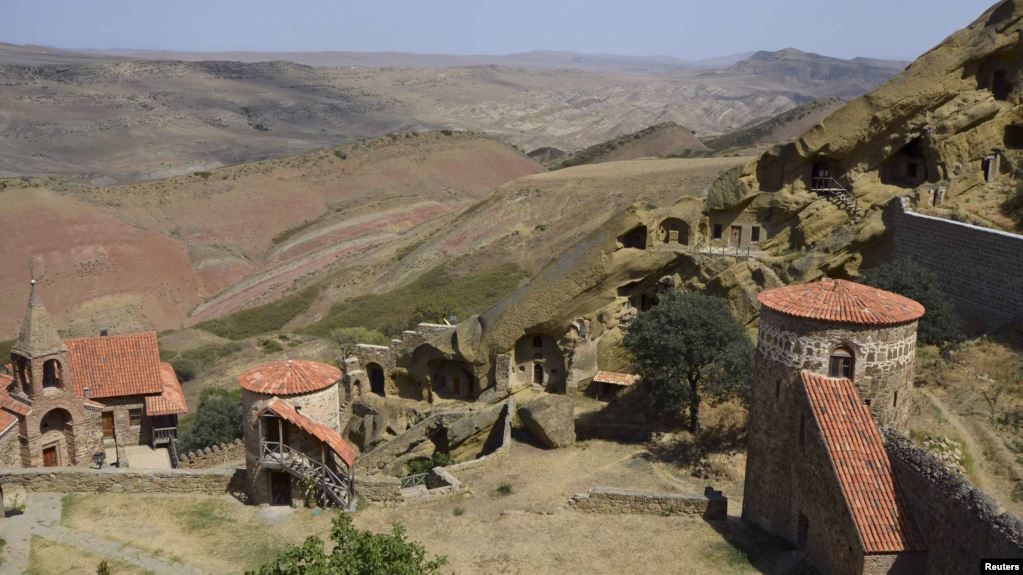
860,259,965,349
250,514,447,575
623,291,753,433
178,387,242,453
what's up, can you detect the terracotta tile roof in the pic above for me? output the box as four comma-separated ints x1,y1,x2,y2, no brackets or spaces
238,360,340,396
0,411,16,437
0,374,31,417
801,371,924,553
758,278,925,326
592,371,640,386
262,397,357,466
144,363,190,417
65,332,164,399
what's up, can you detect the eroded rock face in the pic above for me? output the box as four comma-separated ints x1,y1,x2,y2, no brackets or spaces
518,394,575,449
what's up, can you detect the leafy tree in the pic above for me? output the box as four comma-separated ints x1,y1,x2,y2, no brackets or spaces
860,259,965,349
178,388,242,453
250,514,447,575
96,561,111,575
623,291,753,433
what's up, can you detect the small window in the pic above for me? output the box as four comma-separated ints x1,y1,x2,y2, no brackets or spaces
893,391,899,408
712,224,723,240
828,347,854,379
532,336,543,349
750,226,761,242
129,408,143,427
864,398,872,406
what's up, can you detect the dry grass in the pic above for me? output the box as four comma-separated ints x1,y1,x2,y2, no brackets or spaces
59,438,785,575
27,536,151,575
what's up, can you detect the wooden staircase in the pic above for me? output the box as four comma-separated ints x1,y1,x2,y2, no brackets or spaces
261,441,353,510
810,177,862,223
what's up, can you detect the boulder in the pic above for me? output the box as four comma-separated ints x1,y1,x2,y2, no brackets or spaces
518,394,575,448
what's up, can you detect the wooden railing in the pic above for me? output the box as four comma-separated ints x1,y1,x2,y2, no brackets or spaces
152,427,178,445
399,473,428,489
810,176,847,192
260,440,352,509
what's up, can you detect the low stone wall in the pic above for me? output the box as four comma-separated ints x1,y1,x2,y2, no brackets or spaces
0,466,245,496
567,486,728,519
883,429,1023,573
354,475,403,503
179,438,245,469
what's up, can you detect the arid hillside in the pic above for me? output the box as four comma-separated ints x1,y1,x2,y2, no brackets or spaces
702,97,847,154
0,132,542,338
0,45,901,181
557,122,710,168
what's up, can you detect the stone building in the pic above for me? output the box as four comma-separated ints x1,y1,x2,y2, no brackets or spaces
744,278,927,574
0,281,188,469
239,359,357,508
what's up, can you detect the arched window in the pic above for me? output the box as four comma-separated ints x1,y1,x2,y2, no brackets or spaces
532,336,543,349
15,357,30,394
828,347,854,379
40,408,72,434
42,359,62,389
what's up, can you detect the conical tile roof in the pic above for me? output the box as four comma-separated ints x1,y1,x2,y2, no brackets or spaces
11,280,66,358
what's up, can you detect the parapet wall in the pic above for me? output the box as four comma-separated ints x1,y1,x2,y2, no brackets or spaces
883,429,1023,573
886,198,1023,327
178,438,245,469
568,486,727,519
0,466,244,496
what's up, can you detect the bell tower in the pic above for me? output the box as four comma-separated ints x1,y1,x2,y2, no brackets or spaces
10,280,70,398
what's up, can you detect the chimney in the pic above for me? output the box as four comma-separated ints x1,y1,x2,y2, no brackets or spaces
83,387,91,399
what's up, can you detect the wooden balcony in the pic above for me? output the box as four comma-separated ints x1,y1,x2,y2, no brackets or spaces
152,427,178,445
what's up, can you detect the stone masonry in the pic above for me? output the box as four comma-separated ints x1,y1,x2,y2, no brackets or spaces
568,486,727,519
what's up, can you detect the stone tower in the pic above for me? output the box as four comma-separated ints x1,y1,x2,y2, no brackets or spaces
9,281,95,467
743,278,925,543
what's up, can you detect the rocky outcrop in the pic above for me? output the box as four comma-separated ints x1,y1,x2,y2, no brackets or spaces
518,394,576,448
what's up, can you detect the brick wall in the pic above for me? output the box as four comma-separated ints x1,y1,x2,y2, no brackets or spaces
567,486,727,519
0,466,244,495
883,429,1023,574
887,198,1023,327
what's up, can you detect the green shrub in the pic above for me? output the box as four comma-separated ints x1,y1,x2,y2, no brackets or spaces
404,452,450,476
96,561,111,575
194,171,212,179
496,483,513,496
332,149,347,160
171,359,197,382
452,506,465,516
260,339,284,353
178,388,243,453
196,287,320,340
250,514,446,575
304,264,527,337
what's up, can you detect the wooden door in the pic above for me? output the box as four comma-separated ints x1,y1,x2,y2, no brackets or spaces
729,225,742,246
102,412,115,439
452,376,461,397
42,446,58,467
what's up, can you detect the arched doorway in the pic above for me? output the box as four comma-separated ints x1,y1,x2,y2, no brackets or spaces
659,218,689,245
367,364,386,397
618,226,648,250
39,408,73,467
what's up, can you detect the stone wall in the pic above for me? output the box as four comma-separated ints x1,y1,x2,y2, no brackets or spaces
354,475,403,503
179,438,245,469
567,486,727,519
887,197,1023,327
0,466,244,495
883,429,1023,574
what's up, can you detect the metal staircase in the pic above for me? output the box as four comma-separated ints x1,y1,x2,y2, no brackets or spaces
261,441,353,509
810,177,862,223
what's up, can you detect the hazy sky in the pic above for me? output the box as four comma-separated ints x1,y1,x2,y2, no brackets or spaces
0,0,998,61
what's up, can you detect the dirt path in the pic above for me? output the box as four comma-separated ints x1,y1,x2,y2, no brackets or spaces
0,492,202,575
920,388,995,494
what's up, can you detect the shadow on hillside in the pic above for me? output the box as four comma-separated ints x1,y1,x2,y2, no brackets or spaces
705,515,796,574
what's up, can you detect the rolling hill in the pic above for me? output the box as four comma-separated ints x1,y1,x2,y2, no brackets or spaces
556,122,710,168
702,97,846,153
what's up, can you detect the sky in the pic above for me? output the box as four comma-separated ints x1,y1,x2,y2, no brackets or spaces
0,0,999,61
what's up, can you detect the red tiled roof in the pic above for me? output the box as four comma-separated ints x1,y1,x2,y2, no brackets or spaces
0,411,16,437
0,374,31,417
758,278,924,326
801,371,924,553
592,371,640,386
144,363,190,417
65,332,163,399
238,360,340,396
262,397,357,466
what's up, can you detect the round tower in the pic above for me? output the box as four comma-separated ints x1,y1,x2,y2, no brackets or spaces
239,359,342,505
743,278,924,538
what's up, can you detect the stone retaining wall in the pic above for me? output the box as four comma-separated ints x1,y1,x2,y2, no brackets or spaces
179,438,245,469
887,198,1023,327
0,466,244,496
883,429,1023,572
568,486,728,519
354,475,403,503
